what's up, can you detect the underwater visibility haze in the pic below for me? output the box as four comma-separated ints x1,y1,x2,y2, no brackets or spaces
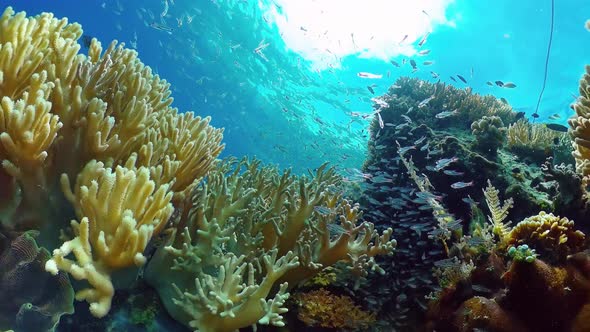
1,0,590,331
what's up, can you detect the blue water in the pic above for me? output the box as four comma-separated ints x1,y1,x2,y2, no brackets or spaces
5,0,590,174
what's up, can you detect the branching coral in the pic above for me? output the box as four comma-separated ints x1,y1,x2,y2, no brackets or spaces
0,7,224,318
144,157,395,332
507,211,585,264
294,288,376,330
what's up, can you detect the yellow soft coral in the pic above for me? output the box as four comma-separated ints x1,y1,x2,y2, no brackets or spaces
0,7,224,318
46,161,174,317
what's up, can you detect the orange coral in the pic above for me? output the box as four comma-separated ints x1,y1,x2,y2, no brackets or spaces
507,211,585,263
294,288,375,329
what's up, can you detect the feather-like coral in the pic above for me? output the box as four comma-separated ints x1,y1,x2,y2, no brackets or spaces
483,180,513,242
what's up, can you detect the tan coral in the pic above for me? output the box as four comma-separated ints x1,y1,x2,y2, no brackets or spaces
507,211,585,263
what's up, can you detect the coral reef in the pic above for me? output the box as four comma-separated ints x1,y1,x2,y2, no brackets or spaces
144,157,395,332
0,231,74,332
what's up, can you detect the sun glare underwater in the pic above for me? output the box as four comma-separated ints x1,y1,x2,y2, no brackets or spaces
1,0,590,331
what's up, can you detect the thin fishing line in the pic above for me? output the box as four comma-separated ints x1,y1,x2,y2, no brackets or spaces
533,0,555,119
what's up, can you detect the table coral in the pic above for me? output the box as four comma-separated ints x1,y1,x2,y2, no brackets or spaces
0,7,224,318
144,157,395,332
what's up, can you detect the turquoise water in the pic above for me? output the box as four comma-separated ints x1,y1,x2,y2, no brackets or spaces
8,0,589,174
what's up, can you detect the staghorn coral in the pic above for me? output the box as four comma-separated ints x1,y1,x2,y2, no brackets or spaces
144,157,395,332
0,7,224,318
0,231,74,332
569,64,590,176
507,211,585,264
294,288,375,330
471,115,506,158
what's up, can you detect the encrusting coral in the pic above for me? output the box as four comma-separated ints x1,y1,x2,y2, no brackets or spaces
144,157,396,332
0,7,224,319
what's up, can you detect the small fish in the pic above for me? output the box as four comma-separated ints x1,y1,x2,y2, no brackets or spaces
377,112,384,129
495,80,504,87
531,113,540,119
300,26,308,32
367,86,375,94
410,59,417,69
430,71,440,79
500,97,508,104
515,111,526,119
418,49,431,56
314,206,333,215
418,32,431,47
414,136,427,145
399,34,409,45
358,72,382,79
443,169,464,176
418,95,435,108
398,145,416,154
486,81,493,86
434,157,458,171
451,181,474,189
457,75,467,83
423,61,434,66
462,196,478,205
450,76,457,82
470,67,474,78
149,22,173,34
545,123,568,132
502,82,517,88
435,109,458,119
548,113,561,120
390,60,400,67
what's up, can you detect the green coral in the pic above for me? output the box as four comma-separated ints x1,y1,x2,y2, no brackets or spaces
507,245,537,263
